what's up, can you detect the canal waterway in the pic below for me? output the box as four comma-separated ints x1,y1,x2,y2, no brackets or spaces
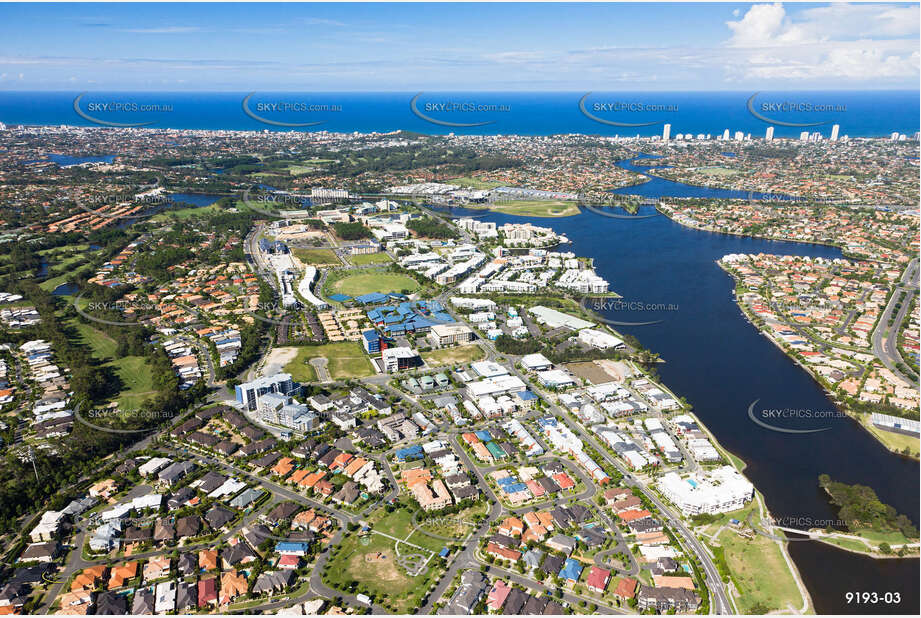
435,167,919,612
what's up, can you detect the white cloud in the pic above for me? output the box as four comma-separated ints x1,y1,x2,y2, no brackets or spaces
723,3,919,81
727,2,919,47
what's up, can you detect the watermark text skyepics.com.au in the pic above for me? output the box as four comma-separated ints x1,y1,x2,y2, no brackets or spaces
746,92,846,127
73,93,174,127
758,407,848,420
579,93,678,127
588,298,680,313
747,399,843,434
580,295,677,326
242,92,342,127
410,92,511,127
75,406,180,434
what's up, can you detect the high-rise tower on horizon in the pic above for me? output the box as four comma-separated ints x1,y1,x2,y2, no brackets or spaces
662,124,671,142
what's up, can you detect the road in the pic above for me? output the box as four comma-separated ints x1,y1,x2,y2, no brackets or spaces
871,257,919,387
466,331,735,614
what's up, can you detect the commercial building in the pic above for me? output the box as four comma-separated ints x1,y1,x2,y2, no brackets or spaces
658,466,754,515
528,306,593,330
428,323,475,346
235,373,295,411
381,347,423,373
578,328,624,349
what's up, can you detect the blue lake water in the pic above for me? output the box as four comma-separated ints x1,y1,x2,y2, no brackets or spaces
45,153,116,167
167,193,225,207
51,282,79,296
613,155,795,200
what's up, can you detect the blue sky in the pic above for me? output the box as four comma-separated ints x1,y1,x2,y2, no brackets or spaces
0,2,918,90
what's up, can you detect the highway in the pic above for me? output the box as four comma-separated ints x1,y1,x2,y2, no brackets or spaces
871,257,919,388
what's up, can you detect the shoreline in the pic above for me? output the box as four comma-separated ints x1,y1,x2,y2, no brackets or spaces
716,260,920,463
625,360,814,613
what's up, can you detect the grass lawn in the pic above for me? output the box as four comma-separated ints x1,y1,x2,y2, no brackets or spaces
39,272,73,292
324,531,440,614
151,203,224,221
483,200,580,218
818,536,872,553
862,418,920,458
708,505,805,614
421,344,485,366
404,529,449,554
845,527,918,547
415,503,484,540
369,506,415,538
697,166,740,177
327,269,420,297
349,252,393,265
284,342,374,379
292,247,340,265
69,319,157,408
285,165,321,176
449,176,505,190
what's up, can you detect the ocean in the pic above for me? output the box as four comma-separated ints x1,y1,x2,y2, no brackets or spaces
0,91,918,139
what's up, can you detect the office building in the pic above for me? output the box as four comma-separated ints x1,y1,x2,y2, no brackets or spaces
662,124,671,142
428,323,475,346
235,373,295,411
830,124,839,141
381,347,423,373
764,126,774,141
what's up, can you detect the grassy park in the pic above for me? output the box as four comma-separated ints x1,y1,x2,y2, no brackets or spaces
348,252,393,265
323,530,440,614
284,342,375,379
421,345,485,366
292,247,340,265
699,505,807,614
481,199,580,217
325,268,420,297
68,318,157,409
449,176,506,190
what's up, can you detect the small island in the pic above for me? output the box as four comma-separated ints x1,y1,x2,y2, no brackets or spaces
816,475,919,557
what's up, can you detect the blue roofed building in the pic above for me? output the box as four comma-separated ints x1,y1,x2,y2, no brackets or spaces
559,558,584,583
355,292,389,305
395,445,424,461
362,330,393,354
275,542,310,556
503,482,529,494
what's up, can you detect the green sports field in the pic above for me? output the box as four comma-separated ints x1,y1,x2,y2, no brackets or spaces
328,270,420,296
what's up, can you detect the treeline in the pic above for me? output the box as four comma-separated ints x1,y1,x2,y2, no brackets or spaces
848,398,920,421
322,144,521,177
494,335,542,355
406,216,459,239
818,475,919,539
0,282,205,534
333,222,371,240
215,280,273,380
135,246,194,281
